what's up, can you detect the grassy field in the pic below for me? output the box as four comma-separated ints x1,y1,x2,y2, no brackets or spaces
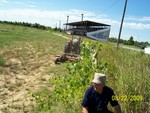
99,44,150,113
0,23,70,113
0,23,150,113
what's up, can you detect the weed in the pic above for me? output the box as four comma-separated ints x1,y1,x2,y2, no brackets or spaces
0,55,5,66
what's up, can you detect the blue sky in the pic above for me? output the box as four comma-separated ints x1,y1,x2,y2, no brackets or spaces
0,0,150,42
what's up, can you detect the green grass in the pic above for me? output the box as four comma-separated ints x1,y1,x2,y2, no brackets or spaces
0,23,70,112
99,43,150,112
0,23,150,113
32,41,150,113
0,23,68,54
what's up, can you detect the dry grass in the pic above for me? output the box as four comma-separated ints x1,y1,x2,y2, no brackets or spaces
0,23,69,113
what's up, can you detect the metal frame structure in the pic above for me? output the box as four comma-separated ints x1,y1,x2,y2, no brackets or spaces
64,20,111,41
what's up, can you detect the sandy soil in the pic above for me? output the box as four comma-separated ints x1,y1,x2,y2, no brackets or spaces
0,44,56,113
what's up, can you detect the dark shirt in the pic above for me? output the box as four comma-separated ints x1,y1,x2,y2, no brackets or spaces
82,86,119,113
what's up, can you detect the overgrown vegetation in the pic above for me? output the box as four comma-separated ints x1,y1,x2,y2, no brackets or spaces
32,41,150,113
109,36,150,49
31,41,107,113
100,44,150,113
0,22,149,113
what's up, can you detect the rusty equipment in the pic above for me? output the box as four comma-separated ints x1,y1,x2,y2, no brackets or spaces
54,37,81,64
54,53,79,64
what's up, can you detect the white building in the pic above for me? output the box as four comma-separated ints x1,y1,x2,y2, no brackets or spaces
144,46,150,54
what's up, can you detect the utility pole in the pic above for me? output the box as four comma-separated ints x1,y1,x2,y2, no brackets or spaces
59,21,61,31
116,0,128,50
66,15,69,30
81,14,84,37
59,21,61,28
56,23,57,28
81,14,84,21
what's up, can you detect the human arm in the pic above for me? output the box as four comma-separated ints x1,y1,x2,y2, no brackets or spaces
82,107,88,113
109,88,122,113
114,104,122,113
82,87,92,113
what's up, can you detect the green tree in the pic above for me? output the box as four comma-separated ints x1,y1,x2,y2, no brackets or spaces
128,36,134,45
109,37,117,43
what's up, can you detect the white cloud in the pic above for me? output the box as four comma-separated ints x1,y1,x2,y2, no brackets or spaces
0,8,150,31
0,0,8,3
14,1,23,4
27,4,36,8
126,16,150,22
0,9,118,28
0,9,99,28
0,8,150,42
14,1,36,8
124,22,150,29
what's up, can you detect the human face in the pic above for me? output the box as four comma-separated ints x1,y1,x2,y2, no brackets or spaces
93,83,104,93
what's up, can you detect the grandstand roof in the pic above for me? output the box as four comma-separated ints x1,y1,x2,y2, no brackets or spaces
64,20,110,27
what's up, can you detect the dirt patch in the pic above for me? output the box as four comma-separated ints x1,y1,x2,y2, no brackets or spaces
0,44,56,113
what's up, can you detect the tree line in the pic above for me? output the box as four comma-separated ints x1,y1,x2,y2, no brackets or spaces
109,36,150,49
0,20,53,31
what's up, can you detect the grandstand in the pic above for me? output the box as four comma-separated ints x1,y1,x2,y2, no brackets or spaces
64,20,111,41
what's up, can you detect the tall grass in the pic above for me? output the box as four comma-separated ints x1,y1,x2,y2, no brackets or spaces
32,42,150,113
100,43,150,113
